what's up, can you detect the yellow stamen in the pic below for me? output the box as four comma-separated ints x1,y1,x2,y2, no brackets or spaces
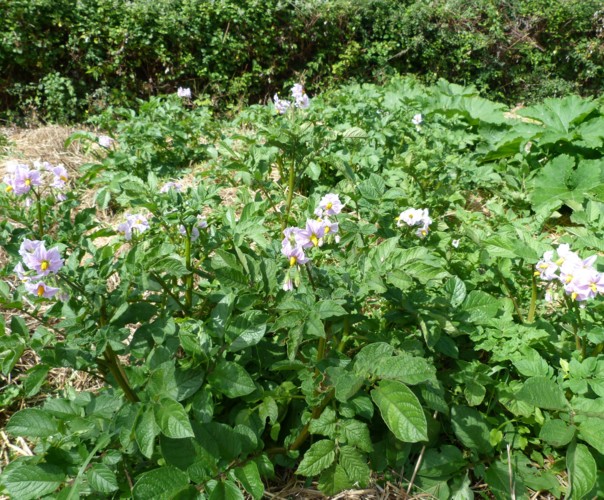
6,185,12,193
326,202,333,210
289,256,297,267
60,176,68,181
571,292,578,300
565,275,573,284
25,179,31,186
538,263,549,269
37,284,45,297
40,261,49,271
556,258,564,265
324,226,330,234
590,283,597,292
310,234,319,246
534,271,541,276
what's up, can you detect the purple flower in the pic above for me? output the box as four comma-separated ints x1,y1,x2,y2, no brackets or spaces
290,84,310,109
282,275,294,291
3,163,41,195
318,193,344,216
98,135,114,148
23,243,64,276
19,239,44,261
177,87,191,98
295,219,326,248
117,213,150,241
47,164,69,190
160,181,183,193
179,215,208,242
25,281,60,299
281,242,309,267
274,94,291,114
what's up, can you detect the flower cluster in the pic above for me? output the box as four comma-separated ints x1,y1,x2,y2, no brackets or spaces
177,87,192,98
273,83,310,114
397,208,432,238
179,215,208,241
280,194,343,290
3,161,70,201
535,244,604,302
116,213,150,241
14,239,64,299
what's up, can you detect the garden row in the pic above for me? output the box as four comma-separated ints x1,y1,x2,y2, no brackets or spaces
1,78,604,497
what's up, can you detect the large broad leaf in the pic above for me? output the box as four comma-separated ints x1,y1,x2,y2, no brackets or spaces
460,291,500,324
132,466,190,499
567,442,597,500
154,398,194,439
371,380,428,443
339,446,370,487
136,406,159,458
516,377,568,411
539,419,575,447
518,95,597,133
234,462,264,500
296,439,336,476
208,480,245,500
530,155,604,215
207,360,256,398
1,464,64,500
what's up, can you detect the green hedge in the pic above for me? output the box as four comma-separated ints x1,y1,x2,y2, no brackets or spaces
1,0,603,122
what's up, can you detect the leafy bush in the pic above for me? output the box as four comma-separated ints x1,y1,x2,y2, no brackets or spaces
0,0,602,123
1,78,604,497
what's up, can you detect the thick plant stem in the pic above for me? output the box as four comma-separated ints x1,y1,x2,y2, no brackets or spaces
99,299,139,402
103,344,139,403
527,272,537,323
288,390,335,452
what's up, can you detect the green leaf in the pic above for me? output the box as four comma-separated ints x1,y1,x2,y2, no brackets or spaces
464,379,486,407
314,300,347,319
539,419,575,447
371,379,428,443
354,342,394,375
450,406,493,454
0,336,25,374
154,398,194,439
10,315,29,337
23,364,50,397
133,466,190,500
374,354,436,385
87,464,119,494
339,419,373,452
226,310,268,352
461,291,499,324
1,464,64,500
444,276,466,308
207,360,256,398
136,406,159,458
339,446,370,487
516,376,568,411
341,126,367,139
209,480,245,500
578,418,604,455
357,174,385,201
296,439,336,476
6,408,57,438
567,442,596,500
152,256,189,277
309,407,338,438
317,464,351,496
234,462,264,500
518,95,597,132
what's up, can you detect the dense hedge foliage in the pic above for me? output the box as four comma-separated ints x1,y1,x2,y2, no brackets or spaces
1,0,603,122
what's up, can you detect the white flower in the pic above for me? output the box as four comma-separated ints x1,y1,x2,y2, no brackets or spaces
452,239,460,248
98,135,114,148
412,113,423,126
177,87,191,98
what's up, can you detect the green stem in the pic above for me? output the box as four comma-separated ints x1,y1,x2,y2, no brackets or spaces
527,272,537,323
496,268,524,324
184,230,193,311
34,188,44,238
150,272,187,311
288,390,335,452
282,157,296,232
103,344,139,403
